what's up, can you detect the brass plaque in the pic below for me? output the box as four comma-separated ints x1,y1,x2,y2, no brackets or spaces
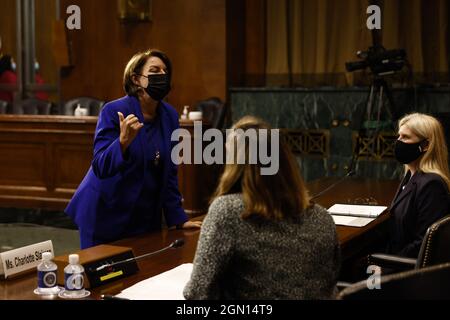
117,0,152,22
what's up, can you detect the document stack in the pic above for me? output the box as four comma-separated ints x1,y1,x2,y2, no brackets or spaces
327,204,387,227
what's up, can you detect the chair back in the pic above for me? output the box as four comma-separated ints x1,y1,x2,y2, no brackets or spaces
416,214,450,268
195,97,226,129
64,97,105,116
19,98,52,115
0,100,7,114
338,262,450,300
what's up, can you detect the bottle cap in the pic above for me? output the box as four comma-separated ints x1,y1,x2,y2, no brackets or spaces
188,111,202,120
69,254,79,265
42,252,52,261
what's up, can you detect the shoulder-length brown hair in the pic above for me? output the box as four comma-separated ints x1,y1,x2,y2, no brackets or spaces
123,49,172,97
212,116,311,220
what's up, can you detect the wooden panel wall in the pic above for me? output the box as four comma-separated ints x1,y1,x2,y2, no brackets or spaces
59,0,226,113
35,0,58,100
244,0,266,86
226,0,266,88
0,115,95,210
0,115,219,216
0,0,17,60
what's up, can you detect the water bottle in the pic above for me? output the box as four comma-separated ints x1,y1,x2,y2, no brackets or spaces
62,254,87,298
35,251,59,295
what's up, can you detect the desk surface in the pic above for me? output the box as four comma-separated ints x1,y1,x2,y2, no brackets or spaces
0,177,399,300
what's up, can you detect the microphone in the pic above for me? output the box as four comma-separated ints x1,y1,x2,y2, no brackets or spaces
310,170,355,201
171,238,185,248
95,238,185,272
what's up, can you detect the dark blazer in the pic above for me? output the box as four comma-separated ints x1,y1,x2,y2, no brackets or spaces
65,95,188,248
387,170,450,258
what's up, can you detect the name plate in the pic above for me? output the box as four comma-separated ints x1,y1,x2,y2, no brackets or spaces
0,240,54,279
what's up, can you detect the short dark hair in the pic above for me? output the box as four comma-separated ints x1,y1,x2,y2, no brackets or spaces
0,54,13,74
123,49,172,97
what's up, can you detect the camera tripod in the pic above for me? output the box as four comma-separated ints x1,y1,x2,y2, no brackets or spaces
364,76,397,131
349,76,398,172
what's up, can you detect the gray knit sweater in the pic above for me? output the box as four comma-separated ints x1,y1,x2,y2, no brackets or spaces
183,193,341,300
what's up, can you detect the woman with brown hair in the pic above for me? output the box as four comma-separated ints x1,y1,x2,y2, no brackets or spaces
184,116,340,299
65,49,201,249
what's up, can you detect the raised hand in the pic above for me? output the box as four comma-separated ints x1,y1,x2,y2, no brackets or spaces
118,112,144,153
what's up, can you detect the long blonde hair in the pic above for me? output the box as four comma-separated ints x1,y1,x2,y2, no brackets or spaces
398,113,450,189
212,116,311,221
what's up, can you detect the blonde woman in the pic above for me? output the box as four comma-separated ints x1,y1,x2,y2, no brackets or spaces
387,113,450,257
183,116,340,299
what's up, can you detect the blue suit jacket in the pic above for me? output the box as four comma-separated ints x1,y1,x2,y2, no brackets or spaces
65,95,188,248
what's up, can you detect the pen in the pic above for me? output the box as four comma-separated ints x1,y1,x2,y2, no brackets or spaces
100,294,129,300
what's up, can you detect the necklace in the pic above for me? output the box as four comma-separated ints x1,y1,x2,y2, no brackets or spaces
142,104,161,167
146,122,161,167
154,149,161,166
142,103,161,166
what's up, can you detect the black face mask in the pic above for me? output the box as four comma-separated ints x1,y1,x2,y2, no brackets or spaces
394,140,426,164
143,73,171,101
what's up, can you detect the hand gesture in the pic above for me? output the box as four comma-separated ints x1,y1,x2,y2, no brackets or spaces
118,112,144,153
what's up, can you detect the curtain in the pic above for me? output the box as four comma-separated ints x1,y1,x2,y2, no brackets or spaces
266,0,450,87
382,0,449,83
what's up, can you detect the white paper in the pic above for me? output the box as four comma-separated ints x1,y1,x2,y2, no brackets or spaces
116,263,193,300
331,215,375,227
328,204,387,218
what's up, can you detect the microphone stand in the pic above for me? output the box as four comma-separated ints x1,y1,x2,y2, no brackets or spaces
96,239,184,271
310,170,355,201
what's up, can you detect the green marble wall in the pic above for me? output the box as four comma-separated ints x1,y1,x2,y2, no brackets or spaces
230,87,450,182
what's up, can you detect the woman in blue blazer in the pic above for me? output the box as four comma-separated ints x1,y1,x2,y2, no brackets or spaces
387,113,450,257
66,49,201,248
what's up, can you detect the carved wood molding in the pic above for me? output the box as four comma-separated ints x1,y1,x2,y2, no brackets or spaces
353,131,397,160
281,129,330,157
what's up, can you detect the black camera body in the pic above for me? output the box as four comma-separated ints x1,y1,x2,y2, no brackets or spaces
346,46,406,76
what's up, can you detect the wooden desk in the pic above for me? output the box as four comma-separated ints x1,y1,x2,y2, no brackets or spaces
308,177,398,262
0,178,398,300
0,115,218,216
177,119,223,216
0,115,96,210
